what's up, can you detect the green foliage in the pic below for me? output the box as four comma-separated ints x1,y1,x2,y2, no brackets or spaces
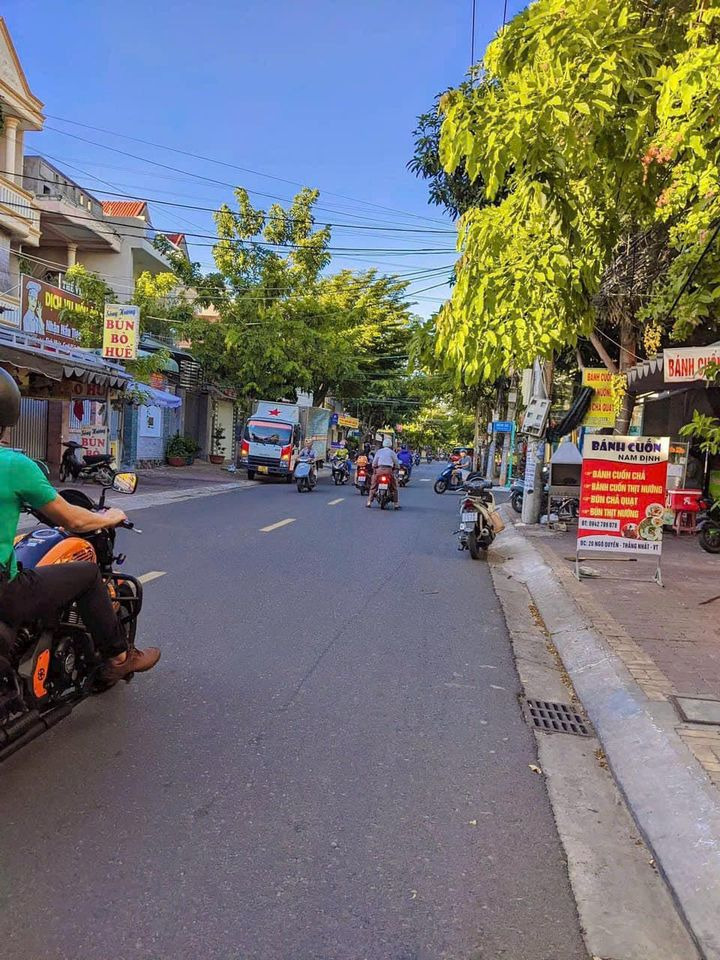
165,433,201,459
680,411,720,455
408,87,495,219
433,0,704,386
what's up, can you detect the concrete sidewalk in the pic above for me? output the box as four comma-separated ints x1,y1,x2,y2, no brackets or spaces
495,511,720,960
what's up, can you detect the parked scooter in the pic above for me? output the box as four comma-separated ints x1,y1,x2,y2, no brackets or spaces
510,479,524,513
59,441,116,486
0,473,142,763
457,477,501,559
294,456,317,493
697,495,720,553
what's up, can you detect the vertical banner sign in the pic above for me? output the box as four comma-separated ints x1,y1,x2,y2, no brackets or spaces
577,435,670,571
103,304,140,360
581,368,615,428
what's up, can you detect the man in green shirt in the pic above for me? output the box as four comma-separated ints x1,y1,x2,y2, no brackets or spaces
0,368,160,682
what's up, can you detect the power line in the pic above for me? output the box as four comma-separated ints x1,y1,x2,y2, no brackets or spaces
19,165,456,236
41,124,447,231
45,113,449,226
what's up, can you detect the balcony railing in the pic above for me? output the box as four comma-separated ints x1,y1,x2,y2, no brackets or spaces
0,175,41,238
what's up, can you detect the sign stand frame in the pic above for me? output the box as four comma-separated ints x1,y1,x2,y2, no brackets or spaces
574,552,663,587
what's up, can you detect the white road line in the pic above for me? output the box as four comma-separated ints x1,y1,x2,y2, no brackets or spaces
260,518,296,532
138,570,167,584
419,478,432,482
328,498,344,505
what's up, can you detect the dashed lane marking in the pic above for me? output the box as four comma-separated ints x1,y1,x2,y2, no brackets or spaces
419,478,432,482
138,571,167,584
328,498,344,505
260,518,296,532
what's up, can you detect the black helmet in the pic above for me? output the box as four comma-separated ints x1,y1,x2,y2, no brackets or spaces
0,368,20,429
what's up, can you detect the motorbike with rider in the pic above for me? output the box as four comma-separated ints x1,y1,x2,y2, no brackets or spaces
367,438,401,510
397,443,413,485
0,369,160,691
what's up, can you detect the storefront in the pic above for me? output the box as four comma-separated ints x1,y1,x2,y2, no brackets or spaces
0,325,130,475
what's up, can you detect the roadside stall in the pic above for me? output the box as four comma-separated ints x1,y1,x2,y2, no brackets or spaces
548,440,582,522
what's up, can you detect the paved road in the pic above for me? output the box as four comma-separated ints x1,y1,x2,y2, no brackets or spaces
0,464,586,960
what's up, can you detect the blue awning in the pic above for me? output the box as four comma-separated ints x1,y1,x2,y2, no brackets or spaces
127,380,182,410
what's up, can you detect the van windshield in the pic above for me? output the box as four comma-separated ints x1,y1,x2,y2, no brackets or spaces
245,421,292,446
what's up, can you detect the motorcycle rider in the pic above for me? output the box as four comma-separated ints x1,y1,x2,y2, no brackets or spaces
332,442,351,480
367,437,400,509
397,443,413,479
298,437,317,482
0,369,160,682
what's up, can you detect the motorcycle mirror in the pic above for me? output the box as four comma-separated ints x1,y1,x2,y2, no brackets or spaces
112,472,139,495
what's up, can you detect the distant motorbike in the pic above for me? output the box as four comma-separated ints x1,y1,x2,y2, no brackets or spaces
414,453,420,467
697,496,720,553
59,441,116,485
426,454,432,463
457,478,500,559
294,457,317,493
0,473,141,763
398,464,410,487
355,463,370,497
434,463,484,494
372,467,395,510
331,458,350,486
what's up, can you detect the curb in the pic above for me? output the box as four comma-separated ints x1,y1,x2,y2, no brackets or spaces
494,511,720,960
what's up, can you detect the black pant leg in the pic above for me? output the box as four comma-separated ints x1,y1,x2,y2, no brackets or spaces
0,563,125,658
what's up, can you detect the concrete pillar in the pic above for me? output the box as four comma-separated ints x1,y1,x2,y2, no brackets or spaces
3,118,18,183
14,129,24,181
67,243,77,267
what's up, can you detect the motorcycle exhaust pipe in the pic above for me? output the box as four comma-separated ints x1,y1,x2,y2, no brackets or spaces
0,703,73,763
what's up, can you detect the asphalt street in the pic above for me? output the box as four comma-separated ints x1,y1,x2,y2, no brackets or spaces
0,463,586,960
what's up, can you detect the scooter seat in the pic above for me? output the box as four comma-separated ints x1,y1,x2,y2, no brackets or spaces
82,454,113,465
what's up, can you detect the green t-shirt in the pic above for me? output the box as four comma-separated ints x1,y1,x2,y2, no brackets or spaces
0,448,57,580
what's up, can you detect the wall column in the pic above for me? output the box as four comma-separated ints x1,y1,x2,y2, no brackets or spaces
3,118,19,183
67,243,77,267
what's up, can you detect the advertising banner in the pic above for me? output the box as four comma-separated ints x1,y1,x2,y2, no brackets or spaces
19,275,82,345
582,367,615,428
664,346,720,382
577,435,669,558
338,414,360,429
102,304,140,360
80,425,109,455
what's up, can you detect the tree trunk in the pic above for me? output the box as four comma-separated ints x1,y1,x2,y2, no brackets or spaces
473,392,484,473
614,316,637,434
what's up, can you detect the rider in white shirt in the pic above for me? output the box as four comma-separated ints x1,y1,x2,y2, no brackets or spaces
368,439,400,508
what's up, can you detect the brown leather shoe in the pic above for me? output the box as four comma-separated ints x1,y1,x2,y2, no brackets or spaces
102,646,161,682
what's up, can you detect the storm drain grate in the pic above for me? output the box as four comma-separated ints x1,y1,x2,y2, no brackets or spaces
525,698,591,737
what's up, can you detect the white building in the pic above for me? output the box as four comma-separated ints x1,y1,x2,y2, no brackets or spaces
0,18,43,326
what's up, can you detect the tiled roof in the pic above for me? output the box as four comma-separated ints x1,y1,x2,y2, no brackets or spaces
101,200,147,218
165,233,185,247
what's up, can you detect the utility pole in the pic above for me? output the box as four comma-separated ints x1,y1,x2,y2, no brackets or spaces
521,360,549,524
499,374,518,486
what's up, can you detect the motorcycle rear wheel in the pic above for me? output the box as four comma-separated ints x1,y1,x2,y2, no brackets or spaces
700,525,720,553
468,530,487,560
434,479,447,494
296,479,305,493
511,492,523,514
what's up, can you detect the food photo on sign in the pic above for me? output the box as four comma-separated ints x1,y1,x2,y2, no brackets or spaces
577,436,670,562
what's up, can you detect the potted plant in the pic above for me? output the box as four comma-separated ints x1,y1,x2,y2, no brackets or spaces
209,424,226,464
166,433,187,467
184,436,201,465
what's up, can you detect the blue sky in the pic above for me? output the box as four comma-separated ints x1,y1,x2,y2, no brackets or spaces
6,0,526,316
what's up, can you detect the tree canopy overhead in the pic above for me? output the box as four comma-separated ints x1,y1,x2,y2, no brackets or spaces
431,0,720,388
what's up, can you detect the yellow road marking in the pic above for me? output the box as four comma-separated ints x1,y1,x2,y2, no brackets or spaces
260,518,296,532
138,570,167,584
328,498,344,505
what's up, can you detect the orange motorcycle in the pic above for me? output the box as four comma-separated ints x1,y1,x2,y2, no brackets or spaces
0,473,141,762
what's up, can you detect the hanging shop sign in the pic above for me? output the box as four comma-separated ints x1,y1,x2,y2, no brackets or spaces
102,304,140,360
18,275,82,346
80,425,109,455
581,367,615,428
338,414,360,429
664,345,720,382
576,435,669,582
60,380,109,402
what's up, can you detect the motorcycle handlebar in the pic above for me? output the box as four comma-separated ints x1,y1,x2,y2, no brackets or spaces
119,519,142,534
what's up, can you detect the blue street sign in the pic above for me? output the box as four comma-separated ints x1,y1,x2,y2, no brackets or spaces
493,420,513,433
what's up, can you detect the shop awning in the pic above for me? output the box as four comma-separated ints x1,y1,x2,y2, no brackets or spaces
127,380,182,409
0,328,130,387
